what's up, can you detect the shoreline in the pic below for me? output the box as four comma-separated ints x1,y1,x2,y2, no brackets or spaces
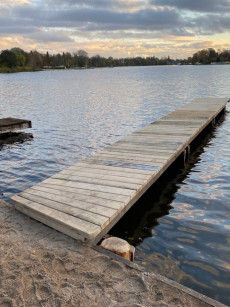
0,67,41,73
1,63,230,74
0,199,226,306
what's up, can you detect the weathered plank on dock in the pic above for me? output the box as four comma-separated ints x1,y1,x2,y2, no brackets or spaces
0,117,32,133
11,98,229,244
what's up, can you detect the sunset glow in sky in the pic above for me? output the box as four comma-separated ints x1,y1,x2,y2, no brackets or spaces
1,0,230,58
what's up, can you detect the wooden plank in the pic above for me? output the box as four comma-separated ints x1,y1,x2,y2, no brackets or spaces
43,178,136,196
59,169,150,184
94,150,169,162
91,152,165,165
134,131,192,136
158,120,204,126
21,188,117,218
31,185,125,210
164,111,211,119
63,165,151,180
70,162,154,175
121,134,188,141
52,173,142,190
36,182,129,203
19,192,110,227
86,159,162,169
82,158,160,172
107,144,177,155
109,141,178,150
138,126,199,132
102,146,177,156
0,117,32,133
12,195,101,240
11,98,229,244
117,138,183,145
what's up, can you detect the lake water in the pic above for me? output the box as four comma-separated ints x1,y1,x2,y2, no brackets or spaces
0,66,229,305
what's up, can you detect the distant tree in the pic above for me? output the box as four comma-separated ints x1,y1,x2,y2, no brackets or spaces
52,53,63,66
62,52,73,68
11,47,29,66
89,55,107,67
107,56,114,67
10,47,26,56
219,49,230,62
46,51,51,66
29,51,43,69
191,48,218,64
73,50,89,67
0,49,17,68
17,54,26,66
207,48,217,63
1,46,230,71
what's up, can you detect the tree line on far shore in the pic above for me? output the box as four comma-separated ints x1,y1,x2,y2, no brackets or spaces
0,47,230,72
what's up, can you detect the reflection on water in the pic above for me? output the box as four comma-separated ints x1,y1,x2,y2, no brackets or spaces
110,110,230,305
0,65,229,304
0,132,33,148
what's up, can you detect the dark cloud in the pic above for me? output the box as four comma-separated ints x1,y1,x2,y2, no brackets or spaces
46,0,114,8
151,0,230,13
45,0,145,11
12,3,230,35
190,14,230,35
0,0,229,46
10,5,186,32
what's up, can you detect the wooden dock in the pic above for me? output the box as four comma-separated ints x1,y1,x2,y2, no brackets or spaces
11,98,229,244
0,117,32,133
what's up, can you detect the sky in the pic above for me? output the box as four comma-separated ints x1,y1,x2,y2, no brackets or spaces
0,0,230,59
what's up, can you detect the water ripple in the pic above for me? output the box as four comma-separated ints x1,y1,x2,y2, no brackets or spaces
0,65,230,304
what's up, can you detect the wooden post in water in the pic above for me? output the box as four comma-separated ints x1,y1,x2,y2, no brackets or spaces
100,237,135,261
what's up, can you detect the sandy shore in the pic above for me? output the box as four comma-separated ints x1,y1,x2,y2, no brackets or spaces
0,199,226,307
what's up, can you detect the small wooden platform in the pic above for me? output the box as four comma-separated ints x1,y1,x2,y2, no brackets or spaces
0,118,32,133
11,98,229,244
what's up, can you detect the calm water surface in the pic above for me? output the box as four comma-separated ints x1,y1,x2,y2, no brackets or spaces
0,66,229,304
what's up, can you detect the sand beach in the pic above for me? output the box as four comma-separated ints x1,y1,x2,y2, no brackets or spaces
0,199,226,307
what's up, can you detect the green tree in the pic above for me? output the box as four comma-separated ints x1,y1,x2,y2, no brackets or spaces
62,52,73,68
0,49,17,68
16,54,26,66
10,47,26,56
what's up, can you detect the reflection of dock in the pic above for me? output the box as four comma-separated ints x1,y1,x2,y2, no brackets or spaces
0,118,32,133
11,98,229,244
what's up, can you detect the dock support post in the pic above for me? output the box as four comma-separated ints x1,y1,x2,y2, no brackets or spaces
183,145,190,164
100,237,135,262
212,118,216,126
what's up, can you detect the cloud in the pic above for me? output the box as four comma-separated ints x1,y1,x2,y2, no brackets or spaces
0,0,30,6
192,14,230,34
0,0,229,58
45,0,147,12
30,30,74,43
5,4,187,34
5,0,229,36
151,0,230,13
